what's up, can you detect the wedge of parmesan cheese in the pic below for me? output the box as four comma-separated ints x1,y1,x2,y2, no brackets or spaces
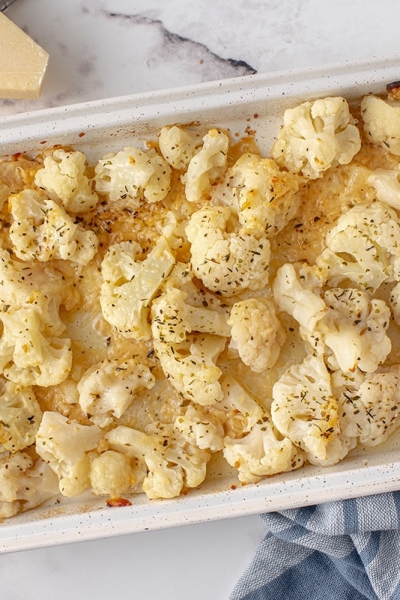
0,12,49,99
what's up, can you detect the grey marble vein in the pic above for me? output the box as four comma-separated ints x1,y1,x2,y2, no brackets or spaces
105,10,257,79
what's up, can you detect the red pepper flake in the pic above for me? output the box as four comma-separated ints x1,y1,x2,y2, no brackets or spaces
106,497,132,508
39,140,47,145
231,484,237,490
253,113,259,119
78,132,85,138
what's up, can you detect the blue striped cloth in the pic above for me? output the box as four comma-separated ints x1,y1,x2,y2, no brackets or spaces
230,493,400,600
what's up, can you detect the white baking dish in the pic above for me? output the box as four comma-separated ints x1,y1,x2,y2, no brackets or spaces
1,56,400,554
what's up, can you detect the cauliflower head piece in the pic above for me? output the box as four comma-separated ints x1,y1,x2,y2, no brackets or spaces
212,375,264,439
34,149,99,213
223,419,304,484
0,249,76,387
361,95,400,155
0,451,34,518
151,286,231,344
0,248,77,336
35,411,102,497
89,450,134,498
151,278,231,406
271,96,361,179
333,366,400,447
9,189,98,265
228,298,285,373
94,146,171,205
158,125,202,170
0,379,42,453
274,262,392,374
78,358,155,428
271,354,352,466
273,262,327,334
174,404,225,452
186,205,271,297
0,308,72,387
106,425,210,500
0,452,59,518
182,129,229,202
316,201,400,292
314,289,391,374
152,333,226,406
158,261,232,315
100,236,176,340
219,154,301,238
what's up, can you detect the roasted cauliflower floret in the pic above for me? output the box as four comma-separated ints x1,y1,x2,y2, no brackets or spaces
274,263,392,374
223,419,304,484
361,95,400,155
0,308,72,387
34,148,99,213
151,287,231,344
334,366,400,447
9,189,98,265
106,427,182,499
185,205,270,297
94,146,171,204
228,298,286,373
106,425,210,500
271,354,352,466
214,375,264,439
89,450,134,498
216,154,301,238
0,451,33,518
153,325,226,407
174,404,224,452
316,201,400,292
100,236,176,340
153,334,226,406
315,289,391,373
182,129,229,202
216,377,304,484
0,248,77,336
0,452,59,519
35,411,102,497
273,262,327,334
160,262,231,314
271,96,361,179
0,379,42,453
0,249,76,387
158,125,202,170
151,278,231,406
77,358,155,428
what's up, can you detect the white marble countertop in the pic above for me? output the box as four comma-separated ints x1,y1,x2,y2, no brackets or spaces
1,1,400,598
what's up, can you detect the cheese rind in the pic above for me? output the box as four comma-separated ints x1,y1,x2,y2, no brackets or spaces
0,13,49,99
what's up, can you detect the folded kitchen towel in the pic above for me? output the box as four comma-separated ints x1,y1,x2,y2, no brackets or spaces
229,492,400,600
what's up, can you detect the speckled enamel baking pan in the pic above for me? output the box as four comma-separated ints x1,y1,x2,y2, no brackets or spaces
1,56,400,554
